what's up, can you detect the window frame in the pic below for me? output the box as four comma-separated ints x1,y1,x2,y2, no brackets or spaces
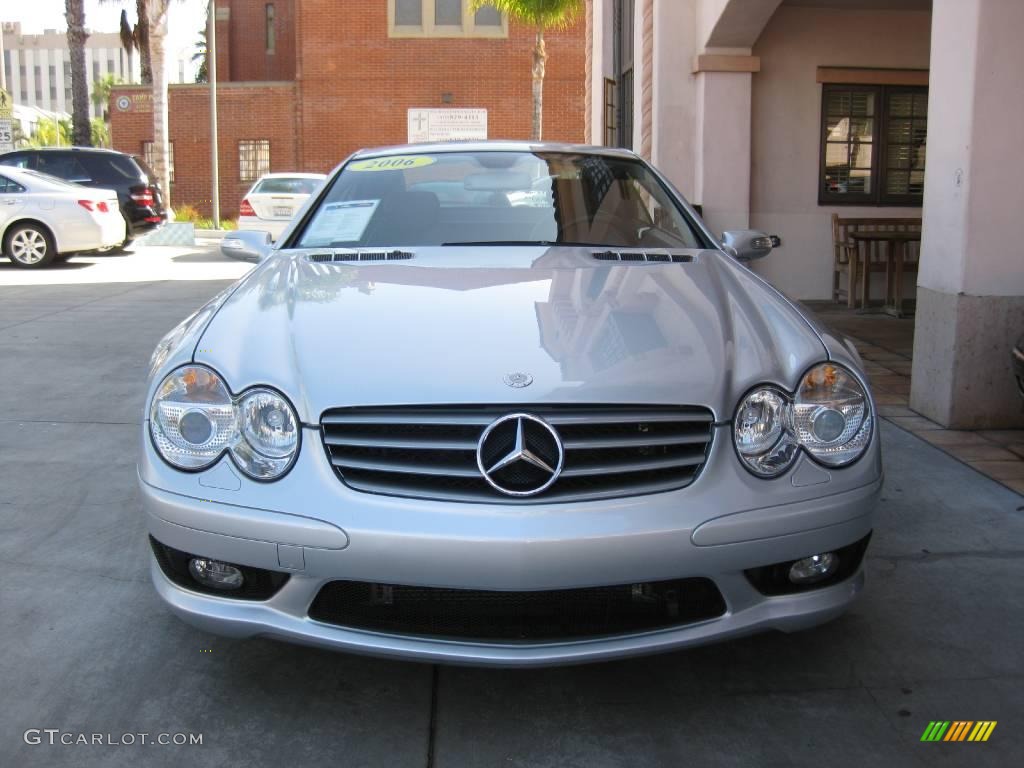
818,82,928,207
238,139,271,182
388,0,508,39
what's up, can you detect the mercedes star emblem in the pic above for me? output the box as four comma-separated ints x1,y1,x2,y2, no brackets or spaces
476,413,564,497
502,372,534,388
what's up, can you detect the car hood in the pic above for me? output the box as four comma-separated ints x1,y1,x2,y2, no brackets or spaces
193,247,827,422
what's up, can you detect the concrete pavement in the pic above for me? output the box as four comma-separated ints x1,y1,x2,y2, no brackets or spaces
1,246,1021,767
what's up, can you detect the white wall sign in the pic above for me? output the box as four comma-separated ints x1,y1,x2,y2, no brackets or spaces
408,109,488,143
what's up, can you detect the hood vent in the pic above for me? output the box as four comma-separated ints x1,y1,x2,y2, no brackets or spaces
592,250,694,264
307,250,414,263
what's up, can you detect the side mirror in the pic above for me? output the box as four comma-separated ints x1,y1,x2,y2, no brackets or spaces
221,230,273,263
721,230,781,261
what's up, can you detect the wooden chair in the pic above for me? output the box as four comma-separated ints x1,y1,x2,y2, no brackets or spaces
832,215,921,308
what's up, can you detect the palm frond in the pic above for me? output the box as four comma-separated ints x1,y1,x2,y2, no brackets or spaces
473,0,583,30
119,9,135,53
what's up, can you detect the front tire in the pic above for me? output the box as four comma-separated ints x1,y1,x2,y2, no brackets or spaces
5,223,57,268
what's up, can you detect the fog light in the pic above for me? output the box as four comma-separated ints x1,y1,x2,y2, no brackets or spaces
188,558,244,590
788,552,839,584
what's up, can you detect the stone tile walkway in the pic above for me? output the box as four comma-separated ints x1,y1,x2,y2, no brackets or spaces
807,302,1024,497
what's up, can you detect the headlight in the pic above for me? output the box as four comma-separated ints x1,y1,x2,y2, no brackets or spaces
734,388,800,477
233,388,300,479
793,363,872,467
734,363,872,477
149,365,299,480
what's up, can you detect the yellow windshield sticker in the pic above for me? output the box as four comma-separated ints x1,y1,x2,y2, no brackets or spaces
348,156,437,172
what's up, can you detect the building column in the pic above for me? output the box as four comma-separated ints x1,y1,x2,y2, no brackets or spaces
910,0,1024,428
692,54,759,236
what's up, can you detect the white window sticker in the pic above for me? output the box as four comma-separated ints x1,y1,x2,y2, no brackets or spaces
302,200,380,245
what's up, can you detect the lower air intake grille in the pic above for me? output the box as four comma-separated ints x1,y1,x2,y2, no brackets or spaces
320,404,715,503
308,578,726,642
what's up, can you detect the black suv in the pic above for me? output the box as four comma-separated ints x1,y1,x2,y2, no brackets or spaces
0,147,167,251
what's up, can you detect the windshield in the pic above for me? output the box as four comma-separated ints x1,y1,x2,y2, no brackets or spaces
293,151,706,249
254,177,323,195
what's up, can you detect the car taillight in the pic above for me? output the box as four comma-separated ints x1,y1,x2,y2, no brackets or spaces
130,186,155,206
239,199,255,217
80,200,112,213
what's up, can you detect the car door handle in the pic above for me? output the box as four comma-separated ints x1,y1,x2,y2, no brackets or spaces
3,199,19,205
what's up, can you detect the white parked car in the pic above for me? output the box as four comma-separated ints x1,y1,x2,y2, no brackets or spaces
236,173,326,242
0,166,125,268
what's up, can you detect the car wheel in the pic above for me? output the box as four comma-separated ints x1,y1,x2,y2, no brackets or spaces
5,223,57,268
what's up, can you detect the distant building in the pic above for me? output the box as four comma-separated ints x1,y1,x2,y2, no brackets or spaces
1,21,140,120
108,0,586,218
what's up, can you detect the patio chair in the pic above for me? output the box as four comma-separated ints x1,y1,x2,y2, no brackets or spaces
832,215,921,308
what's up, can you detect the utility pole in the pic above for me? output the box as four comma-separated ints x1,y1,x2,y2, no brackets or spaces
209,0,220,228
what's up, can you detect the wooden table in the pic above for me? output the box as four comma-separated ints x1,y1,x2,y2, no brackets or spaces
849,230,920,318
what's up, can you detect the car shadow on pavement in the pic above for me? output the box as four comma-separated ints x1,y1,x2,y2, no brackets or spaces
171,249,238,264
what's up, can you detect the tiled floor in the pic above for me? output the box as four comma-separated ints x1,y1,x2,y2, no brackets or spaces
807,302,1024,497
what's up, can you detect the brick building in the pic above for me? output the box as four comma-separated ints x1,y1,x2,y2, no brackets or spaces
109,0,586,217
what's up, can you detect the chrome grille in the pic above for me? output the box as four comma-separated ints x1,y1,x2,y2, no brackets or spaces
320,405,714,503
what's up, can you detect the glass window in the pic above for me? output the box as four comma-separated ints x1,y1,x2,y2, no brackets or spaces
435,0,462,26
395,0,422,26
266,4,276,53
474,5,502,26
35,153,91,182
253,177,323,194
295,151,706,249
819,84,927,206
0,175,27,194
239,140,271,182
391,0,505,37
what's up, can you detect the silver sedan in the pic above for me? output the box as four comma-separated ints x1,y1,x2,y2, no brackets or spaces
140,142,880,666
0,166,125,268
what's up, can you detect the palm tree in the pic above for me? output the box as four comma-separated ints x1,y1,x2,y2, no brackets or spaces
119,3,152,84
193,22,209,84
475,0,583,141
64,0,92,146
146,0,174,206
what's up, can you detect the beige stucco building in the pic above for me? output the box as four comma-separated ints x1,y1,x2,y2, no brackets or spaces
587,0,1023,429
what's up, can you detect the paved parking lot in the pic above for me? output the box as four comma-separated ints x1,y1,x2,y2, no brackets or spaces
1,245,1022,767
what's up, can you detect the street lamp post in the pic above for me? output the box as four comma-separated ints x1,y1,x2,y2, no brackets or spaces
209,0,220,228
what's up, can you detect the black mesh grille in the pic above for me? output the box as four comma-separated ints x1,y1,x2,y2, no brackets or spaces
308,578,726,642
320,404,715,504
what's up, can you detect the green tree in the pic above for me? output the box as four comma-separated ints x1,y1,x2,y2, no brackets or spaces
92,73,124,119
474,0,583,140
65,0,92,146
29,117,73,148
91,117,110,148
193,21,208,84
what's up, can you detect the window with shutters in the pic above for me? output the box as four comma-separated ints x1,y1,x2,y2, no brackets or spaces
389,0,507,38
819,83,928,206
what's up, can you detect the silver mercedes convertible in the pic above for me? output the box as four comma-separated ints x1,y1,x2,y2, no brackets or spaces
140,142,881,666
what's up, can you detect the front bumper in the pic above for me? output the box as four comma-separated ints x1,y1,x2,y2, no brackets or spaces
139,420,881,666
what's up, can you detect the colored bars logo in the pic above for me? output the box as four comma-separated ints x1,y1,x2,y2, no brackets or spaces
920,721,997,742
